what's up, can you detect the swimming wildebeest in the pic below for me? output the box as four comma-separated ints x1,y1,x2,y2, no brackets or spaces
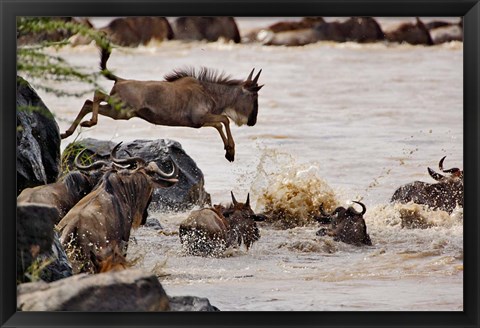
391,156,463,213
17,150,110,223
101,17,173,47
384,17,433,45
58,142,179,273
314,17,384,43
315,201,372,246
60,47,263,162
179,192,266,256
172,17,241,43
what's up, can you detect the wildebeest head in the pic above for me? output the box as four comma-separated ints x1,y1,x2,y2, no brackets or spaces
110,142,179,188
241,68,264,126
315,201,372,246
427,156,463,182
220,191,266,249
391,156,463,213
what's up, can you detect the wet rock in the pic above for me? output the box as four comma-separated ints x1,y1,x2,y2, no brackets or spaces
17,203,56,283
17,76,61,195
37,231,73,282
17,269,170,311
145,217,163,230
168,296,220,311
62,138,211,211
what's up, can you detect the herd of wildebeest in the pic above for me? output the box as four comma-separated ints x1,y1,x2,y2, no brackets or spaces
18,16,463,47
17,16,463,278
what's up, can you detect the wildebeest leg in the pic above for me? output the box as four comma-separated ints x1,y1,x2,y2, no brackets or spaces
204,122,228,148
203,114,235,162
60,100,94,139
80,90,109,128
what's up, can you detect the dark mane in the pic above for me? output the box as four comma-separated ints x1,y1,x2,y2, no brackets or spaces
164,67,243,86
63,171,91,196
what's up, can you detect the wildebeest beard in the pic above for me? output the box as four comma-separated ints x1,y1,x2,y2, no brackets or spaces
247,98,258,126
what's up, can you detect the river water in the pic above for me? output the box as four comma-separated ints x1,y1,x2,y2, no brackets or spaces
33,17,463,311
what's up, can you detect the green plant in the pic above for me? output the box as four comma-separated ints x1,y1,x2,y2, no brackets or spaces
17,17,112,98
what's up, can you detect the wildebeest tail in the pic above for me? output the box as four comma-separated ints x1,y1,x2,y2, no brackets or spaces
99,46,120,81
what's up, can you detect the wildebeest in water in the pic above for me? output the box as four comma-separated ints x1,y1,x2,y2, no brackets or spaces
315,201,372,246
17,150,111,223
179,192,266,256
60,46,264,162
391,156,463,213
58,142,179,274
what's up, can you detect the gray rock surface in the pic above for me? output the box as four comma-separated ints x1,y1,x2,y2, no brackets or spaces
17,269,170,311
17,76,61,195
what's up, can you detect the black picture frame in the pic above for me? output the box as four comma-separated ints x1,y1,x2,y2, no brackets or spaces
1,1,478,327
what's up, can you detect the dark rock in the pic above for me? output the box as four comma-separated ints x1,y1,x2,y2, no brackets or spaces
38,231,73,282
17,203,57,283
145,217,163,230
62,138,211,211
168,296,220,311
17,76,61,195
17,269,170,311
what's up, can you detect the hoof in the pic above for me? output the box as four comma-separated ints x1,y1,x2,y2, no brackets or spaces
80,120,94,127
225,152,235,162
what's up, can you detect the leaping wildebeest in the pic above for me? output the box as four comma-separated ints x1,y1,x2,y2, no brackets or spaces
391,156,463,213
60,47,264,162
315,201,372,246
179,192,266,256
58,142,179,273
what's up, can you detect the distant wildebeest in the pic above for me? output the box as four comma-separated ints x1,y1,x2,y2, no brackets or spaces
102,17,173,47
315,201,372,246
258,17,384,46
60,47,263,162
172,17,241,43
179,192,266,256
391,156,463,213
251,17,325,46
426,18,463,44
58,142,179,273
384,17,433,45
17,150,110,223
314,17,384,43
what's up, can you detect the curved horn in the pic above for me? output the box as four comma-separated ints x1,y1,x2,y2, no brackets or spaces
245,193,250,207
231,191,238,206
252,69,262,84
438,156,447,171
74,148,110,170
110,142,146,167
147,158,178,180
428,167,444,181
351,201,366,216
438,156,461,174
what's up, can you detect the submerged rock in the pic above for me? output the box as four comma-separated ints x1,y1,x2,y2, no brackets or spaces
17,76,61,195
62,138,211,211
168,296,220,311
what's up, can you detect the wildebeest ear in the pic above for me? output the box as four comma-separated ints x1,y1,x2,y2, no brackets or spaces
231,191,238,206
245,193,250,207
